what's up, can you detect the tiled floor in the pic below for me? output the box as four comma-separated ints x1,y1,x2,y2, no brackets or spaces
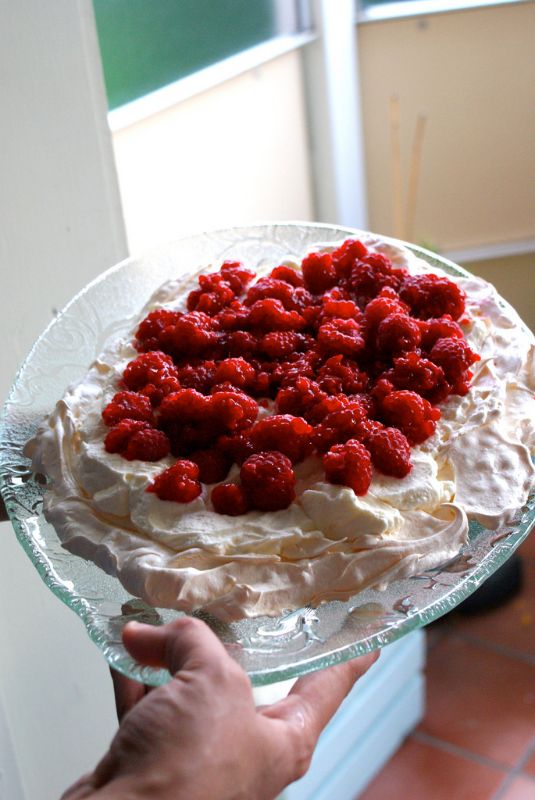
358,534,535,800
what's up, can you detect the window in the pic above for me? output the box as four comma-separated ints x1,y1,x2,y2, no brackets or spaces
93,0,299,110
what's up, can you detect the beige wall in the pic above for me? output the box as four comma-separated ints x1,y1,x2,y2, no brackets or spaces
112,50,314,255
358,1,535,252
466,251,535,332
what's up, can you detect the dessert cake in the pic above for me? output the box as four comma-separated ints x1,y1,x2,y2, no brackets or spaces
26,235,535,621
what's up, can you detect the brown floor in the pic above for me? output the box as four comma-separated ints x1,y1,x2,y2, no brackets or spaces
358,533,535,800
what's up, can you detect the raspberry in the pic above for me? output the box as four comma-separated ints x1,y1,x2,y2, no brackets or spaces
159,389,210,423
147,460,201,503
381,390,441,445
301,251,337,294
175,361,216,393
331,239,368,278
245,278,297,310
247,299,305,332
211,483,250,515
270,265,304,287
217,261,255,294
213,358,256,390
363,294,408,335
399,274,465,320
313,400,370,452
316,355,368,395
165,312,219,357
260,331,299,359
102,391,153,427
429,337,480,382
387,352,450,404
190,448,232,484
317,318,365,357
217,432,254,465
275,377,327,418
320,297,362,322
249,415,313,464
210,388,258,432
367,427,412,478
419,316,464,350
215,301,250,331
349,254,404,304
323,440,372,496
135,309,182,352
240,451,296,511
187,273,235,314
376,313,421,355
123,428,171,461
222,330,258,357
104,419,150,454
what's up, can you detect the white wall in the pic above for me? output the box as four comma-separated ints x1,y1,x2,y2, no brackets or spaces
0,2,127,797
112,49,315,254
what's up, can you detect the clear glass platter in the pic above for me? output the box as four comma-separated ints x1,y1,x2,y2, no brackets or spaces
1,222,534,687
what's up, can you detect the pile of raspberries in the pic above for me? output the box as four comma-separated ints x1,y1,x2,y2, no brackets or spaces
101,239,480,515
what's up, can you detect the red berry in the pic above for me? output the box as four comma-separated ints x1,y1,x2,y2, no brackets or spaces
363,294,408,334
275,377,327,418
387,352,450,404
135,309,182,352
260,331,299,359
249,415,313,463
301,251,337,294
331,239,368,278
317,318,365,358
399,274,465,320
376,313,421,355
323,439,372,495
190,448,232,484
175,361,216,393
102,391,153,427
419,316,463,350
210,388,258,432
245,277,297,310
313,400,370,452
248,299,305,332
223,330,258,357
429,337,480,382
211,483,250,516
147,460,201,503
270,265,304,287
240,451,296,511
213,358,256,390
123,428,171,461
219,261,255,294
316,355,368,395
381,390,441,445
104,419,150,454
367,428,412,478
159,389,210,423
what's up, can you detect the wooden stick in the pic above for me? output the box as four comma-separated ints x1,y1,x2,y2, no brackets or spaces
406,113,427,242
389,95,404,239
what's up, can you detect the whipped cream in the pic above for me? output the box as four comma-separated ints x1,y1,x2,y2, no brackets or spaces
26,236,535,621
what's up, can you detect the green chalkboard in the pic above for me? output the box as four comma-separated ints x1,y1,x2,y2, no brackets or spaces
93,0,278,110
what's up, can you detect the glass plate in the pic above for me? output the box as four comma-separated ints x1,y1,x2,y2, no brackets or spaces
1,223,534,687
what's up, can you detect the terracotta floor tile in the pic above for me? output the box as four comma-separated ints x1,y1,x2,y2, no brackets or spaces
499,775,535,800
522,751,535,778
357,737,505,800
451,556,535,658
420,636,535,766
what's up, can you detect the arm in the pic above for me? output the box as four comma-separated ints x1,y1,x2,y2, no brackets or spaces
62,618,378,800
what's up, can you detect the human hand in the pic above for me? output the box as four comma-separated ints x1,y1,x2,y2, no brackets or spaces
62,617,378,800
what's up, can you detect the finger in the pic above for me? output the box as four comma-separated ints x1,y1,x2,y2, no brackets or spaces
122,617,230,676
109,668,148,722
262,651,379,740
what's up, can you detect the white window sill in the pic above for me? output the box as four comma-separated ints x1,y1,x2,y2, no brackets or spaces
357,0,528,24
108,32,315,132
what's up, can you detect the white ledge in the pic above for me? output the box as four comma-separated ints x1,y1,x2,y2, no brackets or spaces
357,0,528,24
443,237,535,264
107,32,315,132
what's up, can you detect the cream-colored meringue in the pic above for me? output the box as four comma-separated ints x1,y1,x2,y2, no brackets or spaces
26,236,534,620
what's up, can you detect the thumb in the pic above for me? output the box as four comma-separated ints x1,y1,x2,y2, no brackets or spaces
122,617,231,676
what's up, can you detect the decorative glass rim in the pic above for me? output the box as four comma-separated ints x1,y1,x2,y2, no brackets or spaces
1,221,533,687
